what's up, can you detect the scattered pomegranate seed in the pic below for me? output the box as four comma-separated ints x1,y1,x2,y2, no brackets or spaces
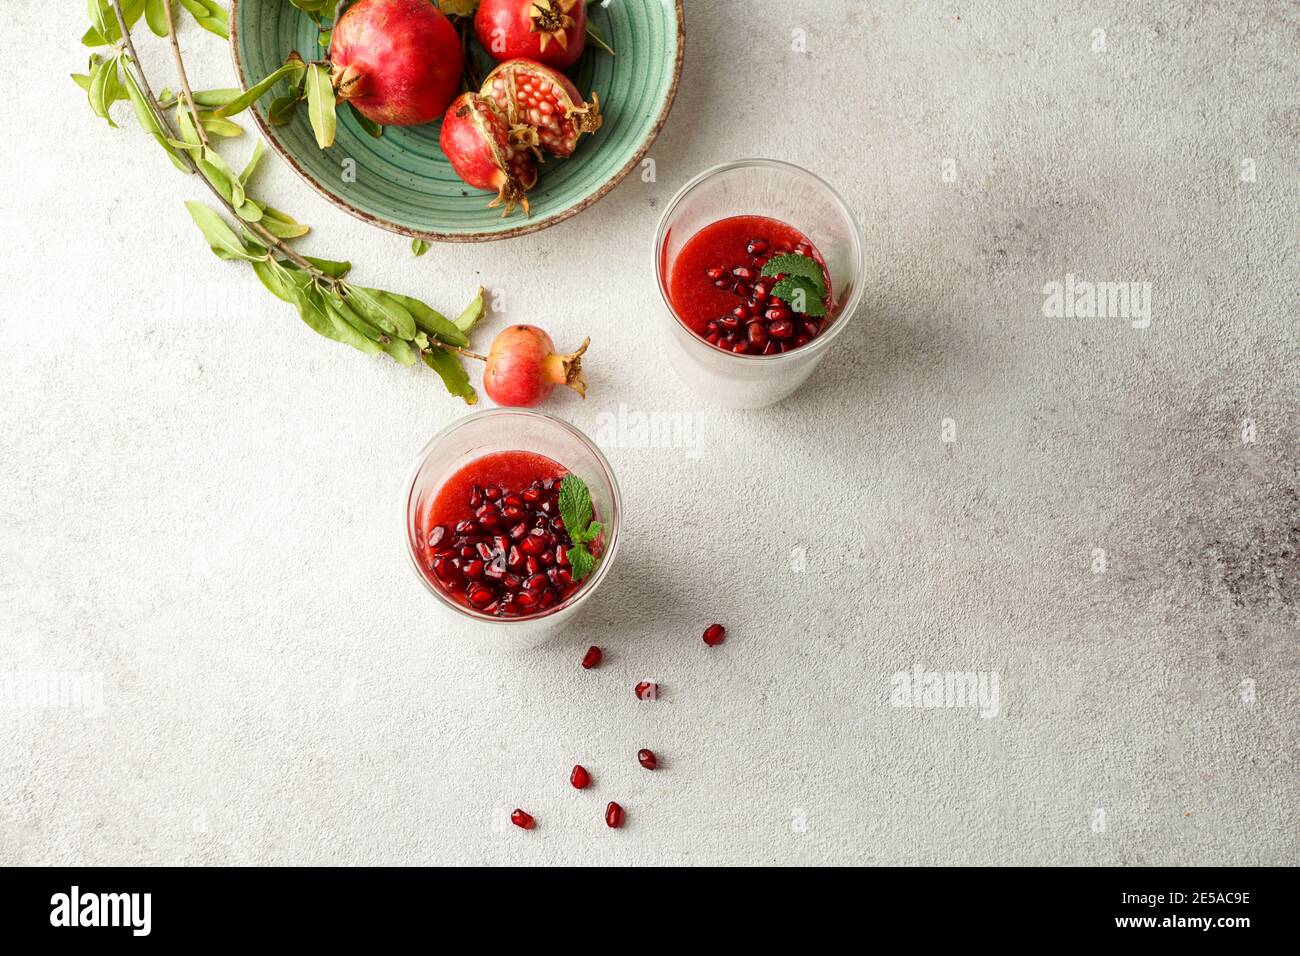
570,765,591,789
605,801,624,828
702,623,726,646
634,681,658,701
510,808,535,830
637,749,657,770
581,646,602,669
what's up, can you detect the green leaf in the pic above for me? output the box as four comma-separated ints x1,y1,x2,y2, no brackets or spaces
297,286,382,354
384,292,468,347
259,206,310,239
421,348,478,405
558,475,593,542
411,238,428,257
199,114,244,138
582,521,603,545
144,0,168,36
251,258,298,302
193,88,243,108
567,543,595,582
339,285,399,337
215,60,307,118
304,63,337,149
771,276,827,317
176,0,228,38
302,255,351,278
184,201,258,260
760,253,826,297
453,287,485,334
585,22,616,56
88,57,118,126
381,338,419,366
267,94,300,126
197,146,245,208
348,103,383,138
239,140,267,186
72,72,93,92
437,0,478,16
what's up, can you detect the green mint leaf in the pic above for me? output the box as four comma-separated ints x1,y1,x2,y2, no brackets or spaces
761,253,826,298
558,475,593,540
567,543,596,582
411,238,429,257
772,276,827,317
579,521,603,545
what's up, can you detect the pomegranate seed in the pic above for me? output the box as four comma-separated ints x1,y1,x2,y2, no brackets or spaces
713,278,731,289
510,808,535,830
768,319,793,339
732,341,751,354
570,765,591,789
634,681,658,701
581,646,602,669
637,748,657,770
747,323,768,348
462,559,485,580
605,801,624,828
792,334,811,348
746,238,769,255
468,585,494,608
731,266,755,281
469,486,483,507
705,265,725,280
427,525,446,548
794,241,811,255
703,623,726,646
764,306,791,322
455,519,477,535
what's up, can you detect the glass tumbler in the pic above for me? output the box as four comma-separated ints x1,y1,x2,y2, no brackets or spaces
654,159,866,408
403,409,622,651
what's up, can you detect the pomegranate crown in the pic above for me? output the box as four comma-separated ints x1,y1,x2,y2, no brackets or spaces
529,0,579,52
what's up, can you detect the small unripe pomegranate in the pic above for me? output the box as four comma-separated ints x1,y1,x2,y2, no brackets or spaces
483,325,589,407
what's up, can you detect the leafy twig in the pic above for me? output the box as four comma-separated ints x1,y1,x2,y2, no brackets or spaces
161,0,209,149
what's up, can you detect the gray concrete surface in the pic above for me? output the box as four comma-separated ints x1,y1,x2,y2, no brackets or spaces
1,1,1295,865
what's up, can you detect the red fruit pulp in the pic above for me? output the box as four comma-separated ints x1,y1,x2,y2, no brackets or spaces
580,646,602,669
330,0,463,126
665,215,833,356
419,451,597,617
475,0,587,70
604,801,624,828
637,749,657,770
570,765,591,789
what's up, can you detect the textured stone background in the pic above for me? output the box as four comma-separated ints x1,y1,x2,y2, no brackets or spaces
1,1,1295,865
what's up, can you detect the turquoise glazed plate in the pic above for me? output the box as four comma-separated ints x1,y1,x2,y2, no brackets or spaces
230,0,683,242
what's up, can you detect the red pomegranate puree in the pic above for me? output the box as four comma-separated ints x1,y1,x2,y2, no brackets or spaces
419,450,594,617
666,215,832,355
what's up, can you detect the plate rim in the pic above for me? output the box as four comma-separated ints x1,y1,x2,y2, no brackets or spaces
228,0,685,243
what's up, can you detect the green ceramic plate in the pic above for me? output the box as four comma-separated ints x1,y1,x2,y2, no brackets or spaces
229,1,683,242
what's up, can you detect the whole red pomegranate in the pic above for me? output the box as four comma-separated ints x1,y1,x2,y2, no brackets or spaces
330,0,463,126
440,93,540,217
483,326,589,407
475,0,587,70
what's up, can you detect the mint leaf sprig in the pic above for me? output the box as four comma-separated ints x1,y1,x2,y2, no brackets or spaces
760,252,828,317
558,474,604,583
